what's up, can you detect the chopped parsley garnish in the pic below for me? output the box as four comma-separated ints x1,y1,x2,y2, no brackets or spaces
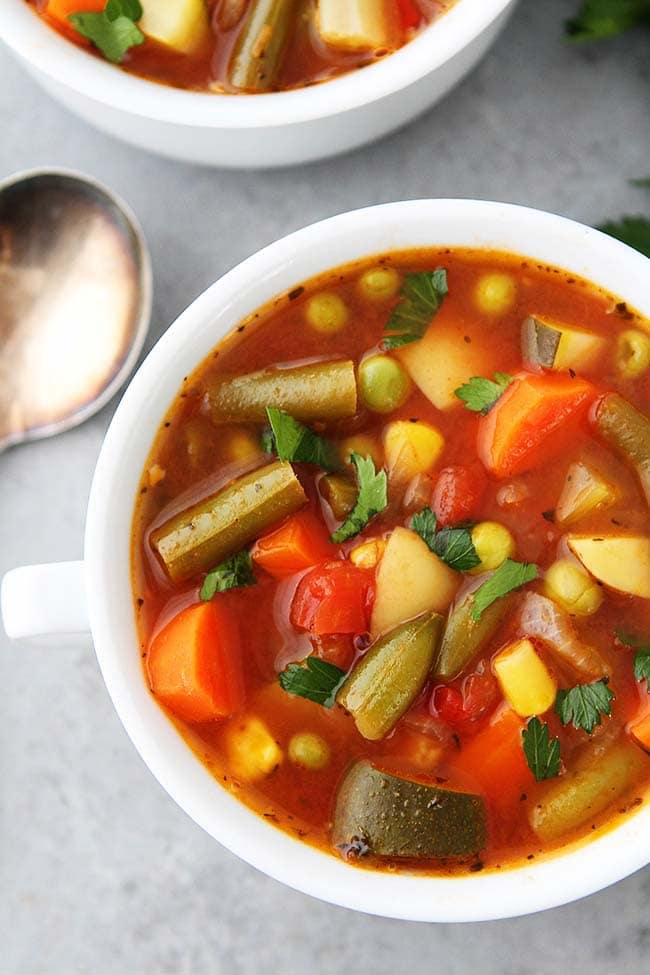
470,559,538,621
455,373,514,415
555,679,615,734
69,0,145,63
566,0,650,41
630,178,650,188
522,717,561,781
597,216,650,258
200,551,256,601
383,269,448,349
264,407,339,471
411,507,480,572
279,656,346,708
618,631,650,689
331,453,388,543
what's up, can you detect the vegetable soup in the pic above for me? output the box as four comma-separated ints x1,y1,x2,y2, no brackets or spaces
132,248,650,875
30,1,452,93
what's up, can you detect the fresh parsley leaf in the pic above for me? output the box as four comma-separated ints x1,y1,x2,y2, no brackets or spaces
410,507,438,550
630,178,650,188
522,717,561,781
279,656,346,708
470,559,537,621
200,550,256,601
69,0,144,63
410,507,480,571
383,269,448,349
455,373,514,415
634,650,650,686
598,216,650,258
265,408,339,471
555,679,615,734
331,453,387,543
566,0,650,41
616,629,646,648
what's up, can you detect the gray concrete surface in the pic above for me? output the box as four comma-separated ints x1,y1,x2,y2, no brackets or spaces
1,1,649,972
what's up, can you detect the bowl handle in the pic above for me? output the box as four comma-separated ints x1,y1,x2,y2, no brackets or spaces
1,561,90,647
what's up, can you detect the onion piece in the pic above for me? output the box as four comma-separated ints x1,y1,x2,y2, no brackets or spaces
519,591,609,680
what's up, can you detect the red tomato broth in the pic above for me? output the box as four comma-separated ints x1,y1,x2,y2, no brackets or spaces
29,0,455,93
132,247,650,875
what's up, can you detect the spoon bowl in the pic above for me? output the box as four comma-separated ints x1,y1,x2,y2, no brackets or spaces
0,168,151,450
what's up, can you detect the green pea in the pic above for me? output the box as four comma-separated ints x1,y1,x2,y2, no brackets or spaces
305,292,348,334
358,266,400,301
358,355,411,414
288,732,330,770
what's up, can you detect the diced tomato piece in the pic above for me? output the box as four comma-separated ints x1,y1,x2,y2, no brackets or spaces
252,509,337,579
432,686,465,725
290,561,374,636
147,601,244,723
452,706,534,817
478,373,596,478
397,0,422,30
432,464,487,526
310,633,356,670
431,665,498,730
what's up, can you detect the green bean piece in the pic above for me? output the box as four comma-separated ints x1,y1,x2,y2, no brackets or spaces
208,359,357,424
595,393,650,506
332,761,487,859
434,591,514,680
530,739,648,843
228,0,300,91
337,613,443,741
319,473,357,519
151,461,306,582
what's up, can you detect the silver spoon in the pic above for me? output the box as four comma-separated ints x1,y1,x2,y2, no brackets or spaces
0,168,152,451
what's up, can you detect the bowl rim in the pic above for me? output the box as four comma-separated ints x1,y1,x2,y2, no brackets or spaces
85,199,650,923
2,0,516,128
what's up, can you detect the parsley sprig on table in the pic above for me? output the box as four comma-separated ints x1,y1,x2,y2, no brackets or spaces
455,373,514,415
279,657,346,708
331,453,388,543
522,717,561,781
566,0,650,41
69,0,145,63
597,216,650,258
411,507,480,572
383,269,448,349
471,559,538,621
555,680,615,734
263,408,340,471
200,551,256,601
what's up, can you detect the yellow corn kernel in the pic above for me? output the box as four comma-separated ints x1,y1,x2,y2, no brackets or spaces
357,266,401,301
383,419,445,483
339,433,383,470
616,329,650,379
544,559,604,616
493,639,557,717
305,291,349,334
350,537,387,569
226,429,262,463
474,272,516,316
288,732,330,770
225,716,282,782
469,521,515,574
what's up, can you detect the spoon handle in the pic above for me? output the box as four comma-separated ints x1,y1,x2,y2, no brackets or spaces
1,561,89,647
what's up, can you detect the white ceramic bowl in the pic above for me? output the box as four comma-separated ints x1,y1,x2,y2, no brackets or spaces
3,199,649,920
1,0,518,168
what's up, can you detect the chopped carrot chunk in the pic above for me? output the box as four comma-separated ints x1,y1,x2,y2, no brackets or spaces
252,509,337,578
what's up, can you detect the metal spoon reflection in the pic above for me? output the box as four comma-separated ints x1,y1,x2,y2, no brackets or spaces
0,168,152,451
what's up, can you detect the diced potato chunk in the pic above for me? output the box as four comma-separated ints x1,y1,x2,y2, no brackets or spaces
555,460,617,526
225,716,282,782
493,639,557,717
397,325,496,411
383,419,445,483
371,527,459,636
140,0,210,54
567,535,650,598
529,315,605,372
317,0,398,51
